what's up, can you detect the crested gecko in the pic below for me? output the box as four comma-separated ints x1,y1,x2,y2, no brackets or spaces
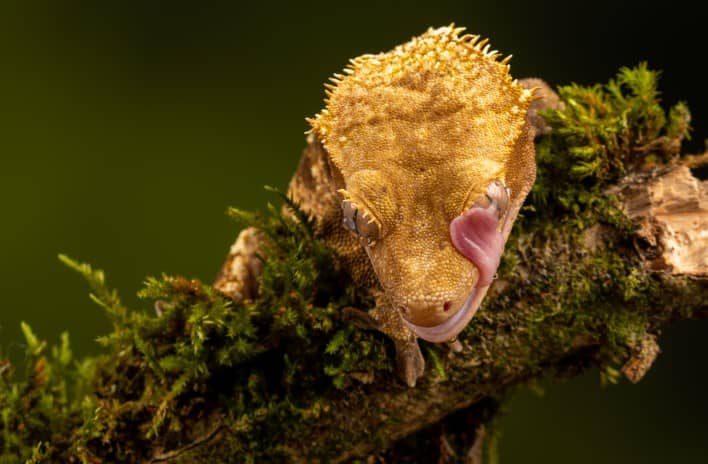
215,25,556,386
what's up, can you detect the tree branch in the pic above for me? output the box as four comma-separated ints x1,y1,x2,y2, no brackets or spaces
1,65,705,464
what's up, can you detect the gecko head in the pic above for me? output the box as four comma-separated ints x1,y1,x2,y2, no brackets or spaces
308,25,535,343
338,179,513,343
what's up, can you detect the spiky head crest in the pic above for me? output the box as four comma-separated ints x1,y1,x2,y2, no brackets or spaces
308,25,533,177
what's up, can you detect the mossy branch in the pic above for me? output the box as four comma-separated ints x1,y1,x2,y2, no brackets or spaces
1,65,706,463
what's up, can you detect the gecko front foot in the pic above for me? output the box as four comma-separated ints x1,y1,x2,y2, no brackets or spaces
343,306,425,387
342,306,381,331
393,338,425,387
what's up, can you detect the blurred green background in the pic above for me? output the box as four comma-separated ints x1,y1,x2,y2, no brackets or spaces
1,1,705,462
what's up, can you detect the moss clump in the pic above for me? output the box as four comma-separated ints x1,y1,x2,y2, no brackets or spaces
0,64,701,463
528,62,691,230
492,63,694,381
1,191,391,462
0,324,96,464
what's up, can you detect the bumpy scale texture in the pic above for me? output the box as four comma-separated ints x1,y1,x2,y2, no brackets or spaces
216,25,539,386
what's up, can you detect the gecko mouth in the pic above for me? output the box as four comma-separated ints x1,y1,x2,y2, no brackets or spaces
402,286,486,343
402,204,505,343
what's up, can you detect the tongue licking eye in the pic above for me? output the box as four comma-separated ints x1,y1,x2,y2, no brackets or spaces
450,182,510,288
402,182,511,344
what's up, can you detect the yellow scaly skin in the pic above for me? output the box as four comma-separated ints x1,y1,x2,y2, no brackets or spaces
216,26,542,386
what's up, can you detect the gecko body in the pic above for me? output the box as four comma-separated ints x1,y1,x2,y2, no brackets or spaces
216,26,547,386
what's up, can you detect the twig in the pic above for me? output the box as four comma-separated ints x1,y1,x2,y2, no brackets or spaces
149,420,223,463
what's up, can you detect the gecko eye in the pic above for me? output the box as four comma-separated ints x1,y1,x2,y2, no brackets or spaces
464,180,511,218
341,200,380,246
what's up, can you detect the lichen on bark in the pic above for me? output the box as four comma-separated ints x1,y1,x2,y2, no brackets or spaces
1,64,706,463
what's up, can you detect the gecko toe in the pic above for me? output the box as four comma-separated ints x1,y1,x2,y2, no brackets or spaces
342,307,381,331
394,339,425,387
446,338,463,353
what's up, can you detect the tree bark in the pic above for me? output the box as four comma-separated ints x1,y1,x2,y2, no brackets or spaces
3,69,705,464
207,160,707,463
333,169,704,463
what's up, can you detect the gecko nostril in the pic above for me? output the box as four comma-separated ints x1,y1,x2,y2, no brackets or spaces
443,301,452,312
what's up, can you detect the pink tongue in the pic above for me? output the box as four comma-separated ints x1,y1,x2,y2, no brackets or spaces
449,207,505,288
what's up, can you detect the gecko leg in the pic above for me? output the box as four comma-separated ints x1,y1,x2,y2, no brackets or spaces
519,78,564,138
343,306,425,387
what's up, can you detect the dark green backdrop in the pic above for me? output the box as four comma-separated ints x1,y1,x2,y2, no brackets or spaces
1,1,705,462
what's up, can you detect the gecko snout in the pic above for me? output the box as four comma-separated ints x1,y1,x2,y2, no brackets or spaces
401,286,484,344
402,298,461,328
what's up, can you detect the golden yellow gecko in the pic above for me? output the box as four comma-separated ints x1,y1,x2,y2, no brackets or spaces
215,25,555,386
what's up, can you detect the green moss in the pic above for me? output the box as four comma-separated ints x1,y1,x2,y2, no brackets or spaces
1,189,394,462
0,64,700,462
528,62,690,231
492,63,694,382
0,322,96,463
